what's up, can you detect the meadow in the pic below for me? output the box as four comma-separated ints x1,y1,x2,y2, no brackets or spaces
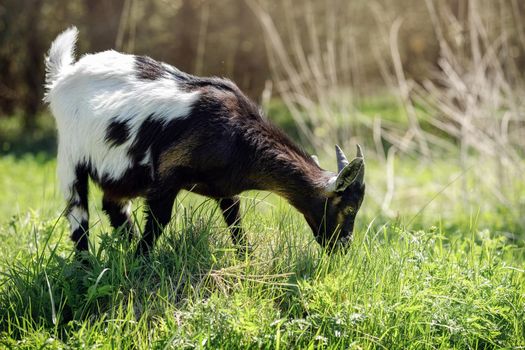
1,0,525,348
0,105,524,349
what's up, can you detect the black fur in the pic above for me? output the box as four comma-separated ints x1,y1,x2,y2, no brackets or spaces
135,55,165,80
105,117,130,147
137,193,177,255
68,164,90,251
102,195,135,240
127,114,165,161
99,164,153,200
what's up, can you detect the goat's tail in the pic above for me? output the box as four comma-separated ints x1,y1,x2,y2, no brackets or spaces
44,26,78,98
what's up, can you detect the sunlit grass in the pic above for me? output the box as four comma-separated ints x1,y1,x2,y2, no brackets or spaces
0,154,524,349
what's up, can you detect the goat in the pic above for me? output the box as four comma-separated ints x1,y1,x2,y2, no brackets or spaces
44,27,365,255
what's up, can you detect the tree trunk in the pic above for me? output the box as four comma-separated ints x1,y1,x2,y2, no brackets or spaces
21,0,44,131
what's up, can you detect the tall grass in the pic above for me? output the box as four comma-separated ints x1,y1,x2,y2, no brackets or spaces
1,193,524,348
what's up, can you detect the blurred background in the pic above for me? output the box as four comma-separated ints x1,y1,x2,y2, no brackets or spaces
0,0,524,232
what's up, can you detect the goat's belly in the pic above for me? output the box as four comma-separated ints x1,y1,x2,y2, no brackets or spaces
85,142,155,200
94,163,153,200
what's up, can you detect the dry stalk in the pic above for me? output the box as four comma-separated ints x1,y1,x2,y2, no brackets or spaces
249,0,524,221
246,0,359,153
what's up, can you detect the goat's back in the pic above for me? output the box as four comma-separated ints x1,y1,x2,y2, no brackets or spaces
48,49,205,183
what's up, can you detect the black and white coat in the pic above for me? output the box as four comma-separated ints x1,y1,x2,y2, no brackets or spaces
44,27,365,255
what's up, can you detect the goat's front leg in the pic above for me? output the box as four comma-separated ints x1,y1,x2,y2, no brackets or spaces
102,194,136,241
60,162,90,252
136,192,177,256
218,196,250,253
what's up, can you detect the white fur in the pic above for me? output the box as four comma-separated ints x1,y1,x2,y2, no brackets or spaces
45,27,201,202
122,201,132,216
68,206,88,231
140,147,155,179
325,176,337,193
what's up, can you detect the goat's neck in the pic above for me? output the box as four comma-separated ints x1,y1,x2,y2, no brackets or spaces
251,147,334,217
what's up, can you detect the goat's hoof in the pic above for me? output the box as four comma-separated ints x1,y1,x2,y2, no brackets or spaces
134,244,152,259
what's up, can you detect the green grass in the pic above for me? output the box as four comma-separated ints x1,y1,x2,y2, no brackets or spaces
0,153,523,349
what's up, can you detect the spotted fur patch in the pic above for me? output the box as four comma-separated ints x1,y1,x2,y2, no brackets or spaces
105,117,130,147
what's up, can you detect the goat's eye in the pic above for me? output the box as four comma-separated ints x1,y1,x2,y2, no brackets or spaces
342,207,355,216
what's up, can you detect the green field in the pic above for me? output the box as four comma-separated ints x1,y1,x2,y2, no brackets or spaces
0,140,524,349
2,0,525,347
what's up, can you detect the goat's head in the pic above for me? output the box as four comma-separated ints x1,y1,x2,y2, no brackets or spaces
305,145,366,250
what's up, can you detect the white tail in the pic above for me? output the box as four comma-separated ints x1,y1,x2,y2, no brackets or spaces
44,26,79,95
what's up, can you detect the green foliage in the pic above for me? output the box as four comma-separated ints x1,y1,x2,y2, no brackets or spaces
0,156,524,349
0,113,56,157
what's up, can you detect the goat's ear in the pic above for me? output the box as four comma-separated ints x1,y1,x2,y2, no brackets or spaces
327,144,365,193
334,158,364,192
311,155,320,166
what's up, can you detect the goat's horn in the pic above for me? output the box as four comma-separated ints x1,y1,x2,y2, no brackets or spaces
355,160,365,186
356,144,364,159
335,145,349,172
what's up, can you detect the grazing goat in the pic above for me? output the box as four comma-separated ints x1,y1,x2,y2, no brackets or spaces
44,27,365,255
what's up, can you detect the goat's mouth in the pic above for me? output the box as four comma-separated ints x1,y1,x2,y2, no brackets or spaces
313,230,353,252
326,237,353,254
304,215,354,250
337,234,353,248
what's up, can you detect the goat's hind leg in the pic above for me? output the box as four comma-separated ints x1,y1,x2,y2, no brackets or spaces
60,163,90,252
102,194,136,241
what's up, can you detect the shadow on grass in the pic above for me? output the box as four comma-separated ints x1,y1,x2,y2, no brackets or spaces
0,218,224,340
